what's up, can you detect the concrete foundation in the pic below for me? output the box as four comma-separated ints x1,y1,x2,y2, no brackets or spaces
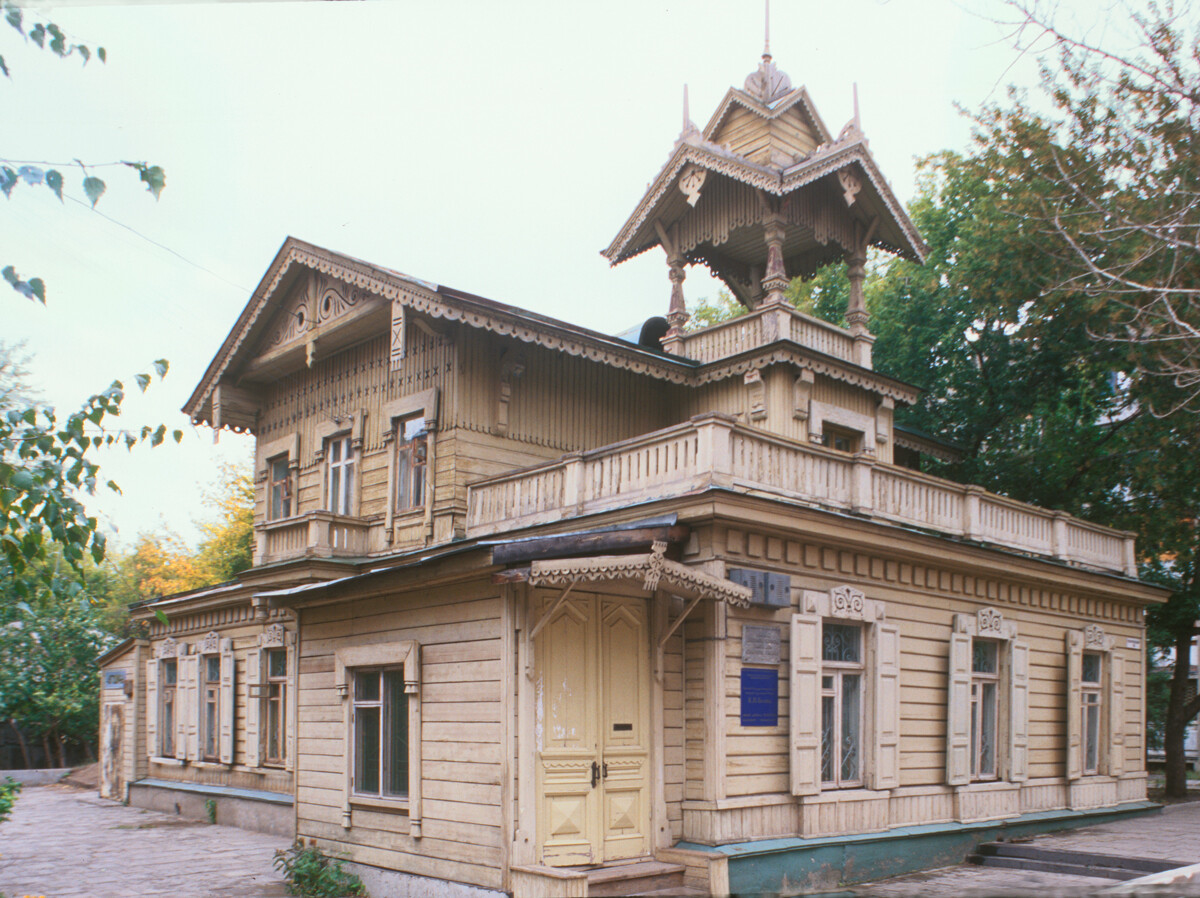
128,778,294,838
344,862,507,898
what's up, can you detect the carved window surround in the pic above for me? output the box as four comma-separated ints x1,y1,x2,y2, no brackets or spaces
806,401,876,454
314,410,367,518
382,389,439,542
256,433,299,483
947,608,1030,807
792,585,900,800
334,641,422,837
1066,625,1124,785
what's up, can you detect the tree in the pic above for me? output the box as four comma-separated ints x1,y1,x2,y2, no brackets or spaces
1,1,165,303
997,0,1200,414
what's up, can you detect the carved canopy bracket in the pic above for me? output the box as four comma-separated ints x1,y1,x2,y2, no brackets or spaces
391,300,407,371
529,550,752,608
744,368,767,421
793,369,814,421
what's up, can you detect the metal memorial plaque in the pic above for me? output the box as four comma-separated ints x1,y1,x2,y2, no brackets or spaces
742,625,782,665
103,669,127,690
740,668,779,727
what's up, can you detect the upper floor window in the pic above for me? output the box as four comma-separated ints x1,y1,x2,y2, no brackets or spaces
395,415,428,513
326,435,355,515
821,425,861,454
269,456,292,520
821,622,863,787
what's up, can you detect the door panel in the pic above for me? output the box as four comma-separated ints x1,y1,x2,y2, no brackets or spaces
536,592,651,866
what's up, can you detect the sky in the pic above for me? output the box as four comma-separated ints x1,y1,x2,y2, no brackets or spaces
1,0,1117,550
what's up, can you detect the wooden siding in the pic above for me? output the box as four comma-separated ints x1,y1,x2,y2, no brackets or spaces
295,580,506,891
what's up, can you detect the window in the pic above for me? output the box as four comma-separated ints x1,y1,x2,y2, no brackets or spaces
326,435,355,515
201,655,221,762
1065,626,1120,782
264,648,288,766
820,425,860,454
160,659,177,757
269,456,292,520
394,415,427,512
352,669,410,797
790,586,900,797
820,623,863,787
946,609,1030,789
335,640,422,831
970,640,999,780
1082,652,1102,775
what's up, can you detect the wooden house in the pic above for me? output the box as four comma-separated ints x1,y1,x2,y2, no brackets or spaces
99,49,1166,897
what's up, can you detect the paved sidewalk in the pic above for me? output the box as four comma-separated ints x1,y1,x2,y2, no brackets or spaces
858,801,1200,897
0,784,290,898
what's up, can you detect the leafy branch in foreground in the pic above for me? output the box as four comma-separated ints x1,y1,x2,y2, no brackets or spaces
0,359,182,598
1,0,106,78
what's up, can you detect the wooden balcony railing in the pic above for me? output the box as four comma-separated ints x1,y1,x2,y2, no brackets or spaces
255,511,372,565
676,305,858,365
465,413,1136,576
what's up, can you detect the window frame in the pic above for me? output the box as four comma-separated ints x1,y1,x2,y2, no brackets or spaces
160,658,178,758
334,641,423,834
791,585,901,797
946,609,1030,789
1066,626,1123,781
325,433,356,516
256,433,299,525
200,653,221,763
381,389,439,537
393,414,428,514
1081,652,1103,776
263,646,289,767
820,621,865,788
351,668,410,799
969,639,1000,781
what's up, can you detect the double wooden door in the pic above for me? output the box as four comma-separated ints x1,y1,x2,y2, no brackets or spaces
536,592,651,866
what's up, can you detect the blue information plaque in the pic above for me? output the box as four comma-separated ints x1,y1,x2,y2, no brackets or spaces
740,667,779,727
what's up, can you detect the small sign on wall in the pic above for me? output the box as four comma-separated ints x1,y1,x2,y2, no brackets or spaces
103,669,126,690
742,625,782,665
1126,638,1141,650
740,668,779,727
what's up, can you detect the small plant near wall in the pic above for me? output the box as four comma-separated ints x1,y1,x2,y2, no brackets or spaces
0,777,21,823
273,841,366,898
204,798,217,825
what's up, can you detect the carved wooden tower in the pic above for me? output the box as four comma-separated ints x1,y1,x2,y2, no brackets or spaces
603,46,926,368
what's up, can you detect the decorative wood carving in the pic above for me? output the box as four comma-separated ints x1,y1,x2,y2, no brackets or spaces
977,607,1005,636
496,349,526,438
157,637,180,659
260,623,287,648
793,369,814,421
744,369,767,421
268,299,310,349
837,169,862,206
200,631,221,655
529,550,753,607
1084,624,1107,649
829,585,866,620
390,299,406,370
678,164,707,207
317,285,360,323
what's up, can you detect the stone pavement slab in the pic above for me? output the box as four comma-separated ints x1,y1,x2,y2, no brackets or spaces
0,784,290,898
856,802,1200,897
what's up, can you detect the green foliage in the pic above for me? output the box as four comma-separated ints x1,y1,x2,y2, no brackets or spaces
274,842,366,898
0,1,105,78
0,776,19,823
205,798,217,825
685,290,745,331
0,561,117,765
0,360,182,599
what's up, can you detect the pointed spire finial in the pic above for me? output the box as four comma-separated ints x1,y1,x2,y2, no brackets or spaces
853,82,861,128
679,83,700,141
763,0,771,61
683,83,690,132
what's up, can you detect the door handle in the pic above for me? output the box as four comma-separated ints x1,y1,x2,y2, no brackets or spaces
591,761,600,788
602,761,608,779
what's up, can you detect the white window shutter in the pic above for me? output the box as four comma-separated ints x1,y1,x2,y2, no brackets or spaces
219,639,235,765
175,650,190,761
869,622,901,791
185,653,201,762
1109,652,1125,776
285,634,298,772
1065,632,1083,781
946,632,972,786
146,658,158,759
245,647,262,768
790,613,822,796
1009,640,1030,782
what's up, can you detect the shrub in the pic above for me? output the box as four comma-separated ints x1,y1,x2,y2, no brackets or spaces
0,778,21,824
273,841,366,898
